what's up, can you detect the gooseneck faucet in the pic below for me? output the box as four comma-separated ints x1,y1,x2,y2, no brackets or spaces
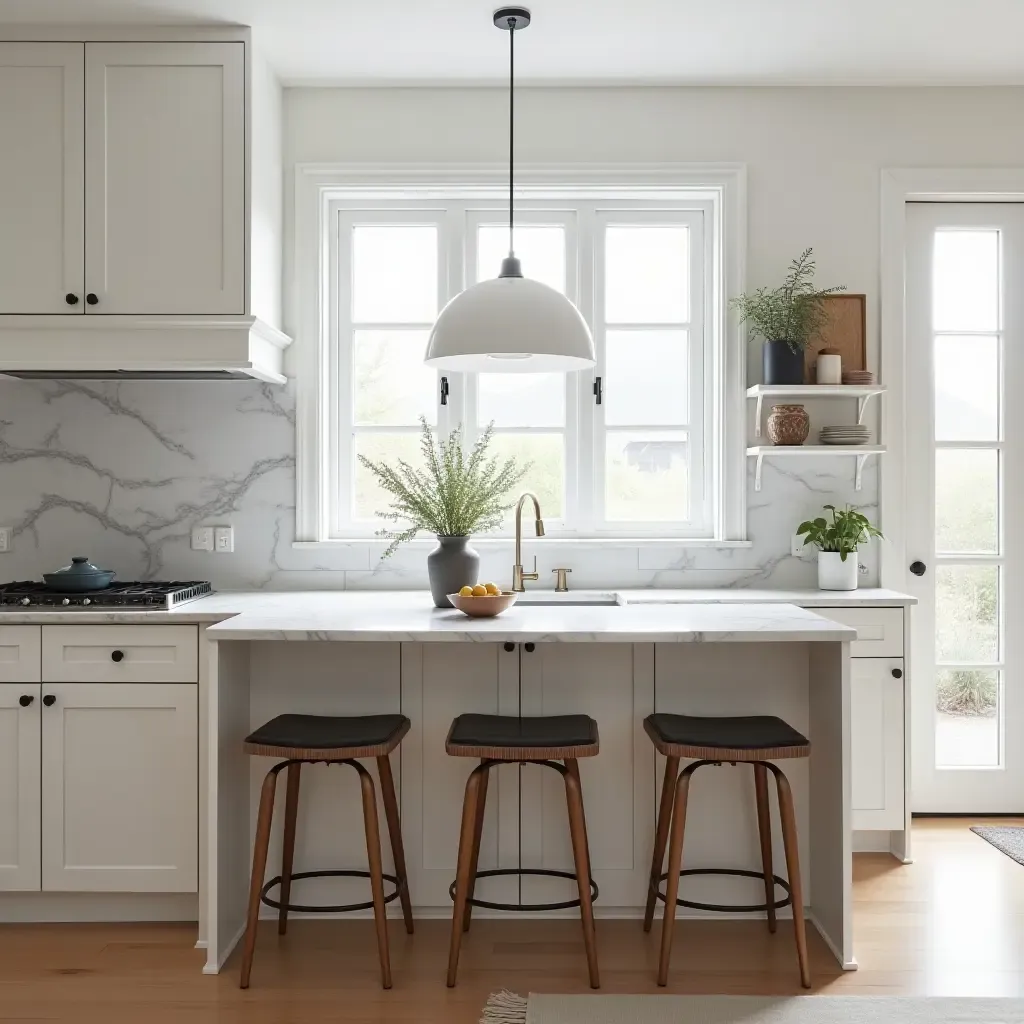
512,492,545,592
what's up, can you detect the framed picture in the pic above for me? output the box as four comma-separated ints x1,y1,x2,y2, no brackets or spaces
803,294,866,382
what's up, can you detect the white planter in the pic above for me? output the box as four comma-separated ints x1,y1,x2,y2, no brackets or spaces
818,551,859,591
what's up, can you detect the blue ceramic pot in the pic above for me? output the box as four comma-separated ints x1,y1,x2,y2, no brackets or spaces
42,556,116,592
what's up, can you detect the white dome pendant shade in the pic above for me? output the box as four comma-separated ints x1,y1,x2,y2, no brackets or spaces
423,8,595,374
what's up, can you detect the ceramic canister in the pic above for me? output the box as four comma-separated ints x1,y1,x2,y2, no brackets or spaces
816,348,842,384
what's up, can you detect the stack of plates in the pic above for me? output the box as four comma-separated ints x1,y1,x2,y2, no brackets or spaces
820,425,871,446
842,370,875,385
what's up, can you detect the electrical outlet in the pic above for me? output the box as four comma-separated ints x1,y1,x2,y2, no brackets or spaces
214,526,234,553
191,526,214,552
791,533,808,559
0,527,11,553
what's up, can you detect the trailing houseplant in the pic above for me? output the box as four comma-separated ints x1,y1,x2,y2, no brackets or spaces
731,249,846,385
796,504,883,591
358,416,528,607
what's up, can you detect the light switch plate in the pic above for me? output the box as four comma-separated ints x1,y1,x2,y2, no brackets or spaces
214,526,234,553
791,534,808,559
0,527,11,553
191,526,214,552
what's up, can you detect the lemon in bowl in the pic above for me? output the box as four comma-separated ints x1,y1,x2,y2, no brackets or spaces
448,584,518,618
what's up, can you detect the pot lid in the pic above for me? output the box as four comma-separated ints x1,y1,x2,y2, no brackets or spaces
48,556,110,577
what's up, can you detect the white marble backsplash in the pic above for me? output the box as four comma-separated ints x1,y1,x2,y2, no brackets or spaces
0,379,879,591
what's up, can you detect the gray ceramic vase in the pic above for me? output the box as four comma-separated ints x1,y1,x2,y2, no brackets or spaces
427,535,480,608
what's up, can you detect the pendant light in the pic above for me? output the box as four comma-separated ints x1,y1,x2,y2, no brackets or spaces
424,7,595,372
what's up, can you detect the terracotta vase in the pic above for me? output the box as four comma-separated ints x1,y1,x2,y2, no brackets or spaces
766,404,810,446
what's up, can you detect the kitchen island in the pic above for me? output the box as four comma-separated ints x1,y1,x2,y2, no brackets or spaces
201,598,858,977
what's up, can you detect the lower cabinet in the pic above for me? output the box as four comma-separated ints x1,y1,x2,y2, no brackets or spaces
0,683,42,891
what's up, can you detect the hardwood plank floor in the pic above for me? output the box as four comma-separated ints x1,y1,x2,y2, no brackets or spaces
2,819,1023,1023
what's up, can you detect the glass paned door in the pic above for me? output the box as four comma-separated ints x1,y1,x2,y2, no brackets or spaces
906,203,1024,811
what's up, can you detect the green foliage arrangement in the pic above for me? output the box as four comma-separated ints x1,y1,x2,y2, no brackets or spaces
796,504,883,561
358,417,528,558
730,248,846,353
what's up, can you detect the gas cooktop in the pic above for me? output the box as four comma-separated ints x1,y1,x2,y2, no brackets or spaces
0,581,213,609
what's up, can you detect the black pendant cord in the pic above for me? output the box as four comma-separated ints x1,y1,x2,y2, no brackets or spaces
508,16,515,258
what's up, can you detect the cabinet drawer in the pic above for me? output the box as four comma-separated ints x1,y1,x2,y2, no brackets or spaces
808,607,904,657
42,625,198,683
0,626,41,682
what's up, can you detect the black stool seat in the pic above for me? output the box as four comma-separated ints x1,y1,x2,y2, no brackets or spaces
645,713,809,760
446,713,599,758
244,713,410,759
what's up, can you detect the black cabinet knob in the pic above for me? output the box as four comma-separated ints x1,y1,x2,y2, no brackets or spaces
891,668,903,679
503,641,515,653
18,694,34,707
86,292,98,305
65,293,79,305
524,642,535,653
42,695,56,707
909,561,927,577
111,650,124,663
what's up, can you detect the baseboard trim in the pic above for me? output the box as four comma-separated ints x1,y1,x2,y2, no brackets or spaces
808,911,857,971
0,892,199,924
203,921,245,975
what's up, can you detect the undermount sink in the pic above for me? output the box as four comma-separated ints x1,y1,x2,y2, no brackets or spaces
514,592,620,607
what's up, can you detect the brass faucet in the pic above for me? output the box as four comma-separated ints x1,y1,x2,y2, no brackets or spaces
512,492,545,592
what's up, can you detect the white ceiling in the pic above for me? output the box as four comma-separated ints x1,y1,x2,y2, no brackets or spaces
4,0,1024,86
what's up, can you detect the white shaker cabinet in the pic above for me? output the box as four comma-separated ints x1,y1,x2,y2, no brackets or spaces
41,682,198,893
0,684,42,891
84,42,244,315
0,43,84,314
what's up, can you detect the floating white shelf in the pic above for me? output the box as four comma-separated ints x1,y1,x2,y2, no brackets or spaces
746,445,887,492
746,384,886,437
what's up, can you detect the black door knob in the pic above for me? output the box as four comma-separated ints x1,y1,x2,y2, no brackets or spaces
909,561,926,576
524,642,535,653
86,292,98,305
18,694,34,707
42,694,56,707
111,650,124,663
65,293,79,305
503,641,515,653
891,668,903,679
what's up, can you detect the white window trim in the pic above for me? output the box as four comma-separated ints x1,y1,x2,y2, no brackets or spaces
291,162,748,547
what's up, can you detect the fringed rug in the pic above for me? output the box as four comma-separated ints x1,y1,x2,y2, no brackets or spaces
481,992,1024,1023
972,825,1024,866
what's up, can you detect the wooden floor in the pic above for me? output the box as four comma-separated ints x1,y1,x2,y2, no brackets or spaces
3,819,1024,1023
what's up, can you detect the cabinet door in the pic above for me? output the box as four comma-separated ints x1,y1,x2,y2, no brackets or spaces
0,43,84,314
84,42,244,314
0,684,41,891
520,643,653,908
41,682,198,892
401,643,520,907
851,659,905,831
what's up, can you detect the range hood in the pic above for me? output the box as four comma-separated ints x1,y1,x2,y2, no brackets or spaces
0,315,292,384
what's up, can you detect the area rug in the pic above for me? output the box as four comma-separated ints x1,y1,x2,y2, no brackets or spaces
481,992,1024,1023
972,825,1024,866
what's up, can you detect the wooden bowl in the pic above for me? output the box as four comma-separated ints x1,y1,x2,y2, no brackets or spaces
448,591,518,618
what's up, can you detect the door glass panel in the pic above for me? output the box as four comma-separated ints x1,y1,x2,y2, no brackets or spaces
606,431,688,521
935,565,999,663
935,449,999,554
605,330,688,426
477,224,566,292
353,433,425,522
352,225,438,323
488,433,564,520
605,225,689,324
353,330,436,426
935,669,999,768
933,229,999,332
934,335,999,441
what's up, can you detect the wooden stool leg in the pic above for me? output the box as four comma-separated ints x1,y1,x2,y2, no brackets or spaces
277,761,302,936
447,765,485,987
356,762,392,990
462,760,490,933
657,764,694,987
644,755,680,933
239,764,280,989
563,758,600,989
377,753,414,935
774,766,811,989
753,763,777,934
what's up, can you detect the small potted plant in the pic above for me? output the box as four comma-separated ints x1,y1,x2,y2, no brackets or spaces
796,504,883,591
359,417,527,608
731,249,845,385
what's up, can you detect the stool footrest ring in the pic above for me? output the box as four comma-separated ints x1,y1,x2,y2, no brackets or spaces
449,867,599,913
261,869,403,914
651,867,792,914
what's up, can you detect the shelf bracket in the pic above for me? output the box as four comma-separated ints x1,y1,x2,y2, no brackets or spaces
754,393,764,438
855,453,870,491
856,392,878,425
754,453,764,492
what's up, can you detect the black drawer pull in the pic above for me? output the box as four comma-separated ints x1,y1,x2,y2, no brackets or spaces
86,292,99,305
42,695,56,707
65,293,79,305
111,650,125,663
18,694,34,707
524,642,535,653
503,642,515,653
891,668,903,679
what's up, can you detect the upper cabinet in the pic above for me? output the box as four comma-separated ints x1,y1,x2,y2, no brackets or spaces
0,44,84,315
84,43,245,315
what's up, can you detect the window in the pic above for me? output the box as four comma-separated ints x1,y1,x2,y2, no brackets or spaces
297,172,745,544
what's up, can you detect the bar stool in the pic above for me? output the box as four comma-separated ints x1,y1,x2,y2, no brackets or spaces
239,713,413,991
642,713,811,989
445,712,601,989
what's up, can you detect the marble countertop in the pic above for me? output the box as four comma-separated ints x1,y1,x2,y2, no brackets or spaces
0,587,913,626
